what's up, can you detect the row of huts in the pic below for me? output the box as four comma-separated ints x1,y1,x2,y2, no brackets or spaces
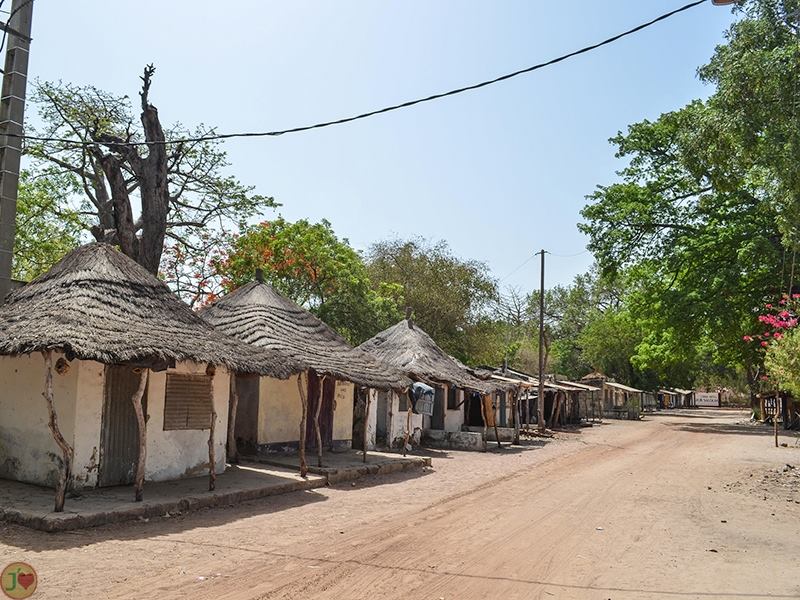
0,243,701,513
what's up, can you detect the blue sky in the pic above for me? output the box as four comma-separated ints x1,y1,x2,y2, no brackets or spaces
27,1,736,290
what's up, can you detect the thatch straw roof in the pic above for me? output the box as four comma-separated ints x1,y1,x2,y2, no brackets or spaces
0,243,296,377
357,319,500,393
200,280,411,390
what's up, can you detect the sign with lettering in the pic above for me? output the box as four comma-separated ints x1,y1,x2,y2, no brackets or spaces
695,392,720,407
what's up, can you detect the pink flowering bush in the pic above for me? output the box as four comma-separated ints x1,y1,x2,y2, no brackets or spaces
752,294,800,394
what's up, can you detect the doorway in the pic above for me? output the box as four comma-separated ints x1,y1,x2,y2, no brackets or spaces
234,375,260,455
305,372,335,449
99,365,147,487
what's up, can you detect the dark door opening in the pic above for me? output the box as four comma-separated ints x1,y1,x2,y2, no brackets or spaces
431,386,445,430
99,365,148,487
306,372,335,449
234,375,259,455
464,391,484,426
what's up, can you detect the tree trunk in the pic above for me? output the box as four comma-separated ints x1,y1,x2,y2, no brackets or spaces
131,368,149,502
492,395,502,449
227,374,240,464
314,374,325,468
480,393,489,452
297,373,309,478
362,390,370,463
42,351,74,513
208,396,217,492
137,65,169,274
403,390,413,457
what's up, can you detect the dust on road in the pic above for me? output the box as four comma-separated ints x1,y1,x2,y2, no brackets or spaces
1,409,798,599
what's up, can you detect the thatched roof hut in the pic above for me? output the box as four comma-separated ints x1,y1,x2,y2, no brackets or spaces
0,243,294,377
200,279,411,390
357,319,497,393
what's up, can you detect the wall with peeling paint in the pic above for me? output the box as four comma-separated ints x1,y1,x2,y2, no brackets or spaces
145,362,230,482
0,355,231,489
332,381,354,444
0,353,78,487
388,392,423,448
259,374,303,446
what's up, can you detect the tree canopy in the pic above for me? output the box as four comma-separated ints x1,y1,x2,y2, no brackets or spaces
23,66,275,288
580,0,797,399
212,217,402,345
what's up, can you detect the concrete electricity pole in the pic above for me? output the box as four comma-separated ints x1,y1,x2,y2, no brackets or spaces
0,0,34,303
537,249,546,432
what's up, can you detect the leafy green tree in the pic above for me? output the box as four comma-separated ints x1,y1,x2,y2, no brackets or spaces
12,171,85,282
580,1,800,401
213,218,402,345
365,237,499,362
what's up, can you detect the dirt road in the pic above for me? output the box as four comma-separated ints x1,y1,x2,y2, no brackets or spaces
2,410,799,599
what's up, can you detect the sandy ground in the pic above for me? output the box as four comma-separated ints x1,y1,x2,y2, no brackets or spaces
1,409,799,599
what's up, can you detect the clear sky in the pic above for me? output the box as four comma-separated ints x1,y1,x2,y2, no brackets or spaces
26,1,736,291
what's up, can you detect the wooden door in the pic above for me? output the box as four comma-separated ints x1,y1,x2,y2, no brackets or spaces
305,372,334,449
99,365,147,487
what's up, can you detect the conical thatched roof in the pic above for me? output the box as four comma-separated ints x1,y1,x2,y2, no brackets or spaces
357,319,498,393
200,280,411,390
0,243,296,377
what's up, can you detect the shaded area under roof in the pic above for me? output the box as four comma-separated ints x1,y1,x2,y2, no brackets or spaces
358,319,502,393
200,281,410,390
0,243,295,377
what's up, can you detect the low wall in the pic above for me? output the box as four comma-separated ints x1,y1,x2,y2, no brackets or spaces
463,425,516,442
421,429,484,451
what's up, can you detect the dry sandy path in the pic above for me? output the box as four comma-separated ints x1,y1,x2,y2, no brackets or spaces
2,409,799,599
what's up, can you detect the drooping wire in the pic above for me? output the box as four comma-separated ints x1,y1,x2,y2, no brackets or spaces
11,0,708,148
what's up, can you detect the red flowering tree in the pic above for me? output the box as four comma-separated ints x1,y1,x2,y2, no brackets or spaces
209,218,402,344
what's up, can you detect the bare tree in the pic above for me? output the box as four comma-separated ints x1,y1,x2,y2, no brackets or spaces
25,66,276,284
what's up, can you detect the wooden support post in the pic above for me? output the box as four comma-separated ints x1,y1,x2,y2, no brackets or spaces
512,389,521,445
480,393,489,452
403,390,413,457
297,372,309,478
131,368,149,502
465,392,472,427
42,351,74,513
363,389,371,463
227,374,240,464
314,374,325,468
208,399,217,492
775,396,780,448
492,394,502,448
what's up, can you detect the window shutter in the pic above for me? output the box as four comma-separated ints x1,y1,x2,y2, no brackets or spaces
163,373,214,430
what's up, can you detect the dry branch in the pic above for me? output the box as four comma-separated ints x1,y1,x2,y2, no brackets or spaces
131,368,149,502
42,351,74,513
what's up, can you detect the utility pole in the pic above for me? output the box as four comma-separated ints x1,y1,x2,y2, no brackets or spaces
537,249,546,432
0,0,34,303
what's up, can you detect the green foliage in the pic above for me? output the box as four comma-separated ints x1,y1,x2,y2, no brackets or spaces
580,1,800,396
765,327,800,396
26,77,276,295
13,171,85,282
213,218,402,345
366,238,499,362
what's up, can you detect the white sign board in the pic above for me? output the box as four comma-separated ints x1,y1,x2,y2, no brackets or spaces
694,392,719,407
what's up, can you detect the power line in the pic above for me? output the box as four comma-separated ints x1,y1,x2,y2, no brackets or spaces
548,249,590,258
14,0,708,148
499,252,539,283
